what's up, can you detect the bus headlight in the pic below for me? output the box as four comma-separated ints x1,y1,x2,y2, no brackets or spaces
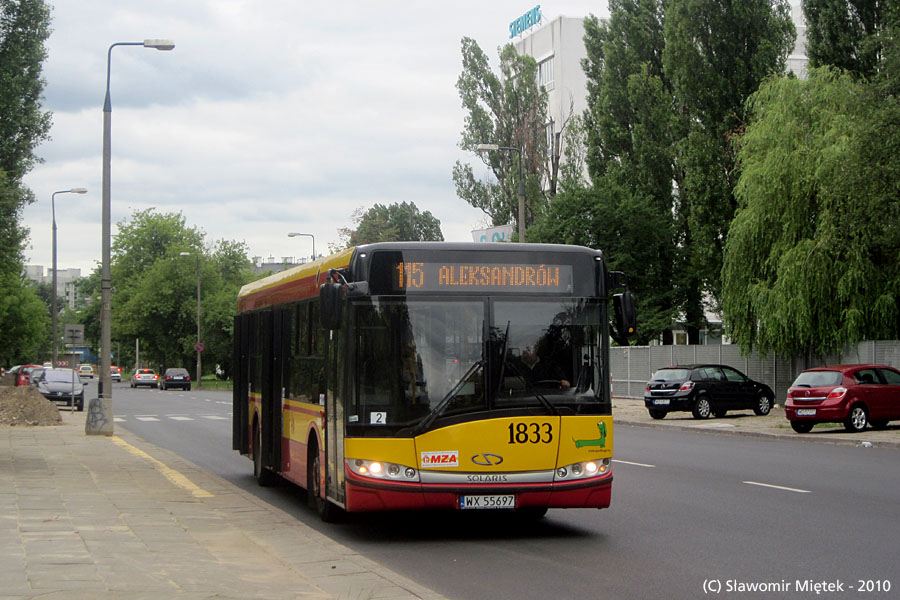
553,458,609,481
348,459,419,482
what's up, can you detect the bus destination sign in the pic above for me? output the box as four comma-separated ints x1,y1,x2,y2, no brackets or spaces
393,261,573,293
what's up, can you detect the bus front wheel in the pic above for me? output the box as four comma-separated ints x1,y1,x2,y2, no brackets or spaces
308,442,339,522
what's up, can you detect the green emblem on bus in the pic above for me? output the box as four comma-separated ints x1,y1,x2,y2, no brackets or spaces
574,421,607,448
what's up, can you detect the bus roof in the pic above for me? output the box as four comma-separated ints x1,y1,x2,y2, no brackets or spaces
237,247,354,313
236,242,605,312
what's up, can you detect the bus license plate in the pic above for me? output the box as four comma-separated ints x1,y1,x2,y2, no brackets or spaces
459,495,516,510
653,399,670,405
796,409,816,416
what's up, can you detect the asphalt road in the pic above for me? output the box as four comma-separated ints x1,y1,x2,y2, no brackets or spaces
101,381,900,599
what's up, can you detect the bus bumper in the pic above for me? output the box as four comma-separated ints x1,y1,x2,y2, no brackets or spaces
344,469,613,512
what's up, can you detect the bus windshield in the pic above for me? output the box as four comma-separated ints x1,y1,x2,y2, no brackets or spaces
349,297,605,435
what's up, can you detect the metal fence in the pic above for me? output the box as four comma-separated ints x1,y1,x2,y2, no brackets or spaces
610,340,900,402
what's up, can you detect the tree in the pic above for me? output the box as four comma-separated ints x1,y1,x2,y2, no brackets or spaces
0,0,52,264
202,239,253,379
0,0,52,363
532,180,679,346
663,0,795,315
338,202,443,247
803,0,885,77
0,271,48,365
452,37,552,234
722,68,900,357
111,209,206,370
575,1,680,343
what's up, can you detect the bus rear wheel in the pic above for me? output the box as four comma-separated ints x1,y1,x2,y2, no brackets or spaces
253,423,277,487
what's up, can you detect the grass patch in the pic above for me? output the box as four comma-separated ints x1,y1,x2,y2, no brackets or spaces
200,375,232,391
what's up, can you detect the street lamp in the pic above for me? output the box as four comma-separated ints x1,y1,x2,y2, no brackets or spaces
180,252,202,388
93,39,174,436
287,232,316,262
476,143,526,242
51,187,87,368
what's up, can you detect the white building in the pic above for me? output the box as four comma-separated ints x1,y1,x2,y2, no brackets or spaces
511,5,808,144
513,15,588,150
787,2,808,79
24,265,82,309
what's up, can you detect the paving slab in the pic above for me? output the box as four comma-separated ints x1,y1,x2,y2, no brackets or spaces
1,411,446,600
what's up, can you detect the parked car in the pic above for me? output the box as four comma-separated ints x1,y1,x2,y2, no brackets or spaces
10,364,43,386
77,364,95,379
130,368,159,388
785,364,900,433
28,367,45,384
644,364,775,420
110,365,122,382
35,368,84,411
160,367,191,391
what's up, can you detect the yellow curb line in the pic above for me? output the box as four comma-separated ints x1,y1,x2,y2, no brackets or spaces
109,435,214,498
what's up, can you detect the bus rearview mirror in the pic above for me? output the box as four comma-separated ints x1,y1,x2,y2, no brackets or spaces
319,282,343,330
613,291,636,337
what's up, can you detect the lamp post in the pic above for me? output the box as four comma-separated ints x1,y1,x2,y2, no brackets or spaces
287,232,316,262
92,39,174,437
476,143,526,242
180,252,202,388
51,188,87,367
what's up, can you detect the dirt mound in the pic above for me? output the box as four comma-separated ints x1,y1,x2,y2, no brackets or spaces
0,385,63,426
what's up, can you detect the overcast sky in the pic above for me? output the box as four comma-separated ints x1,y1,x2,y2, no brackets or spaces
21,1,610,275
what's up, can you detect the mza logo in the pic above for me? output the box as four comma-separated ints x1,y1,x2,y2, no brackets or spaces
421,451,459,468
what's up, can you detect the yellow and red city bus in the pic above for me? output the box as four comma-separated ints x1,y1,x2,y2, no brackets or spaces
233,242,635,520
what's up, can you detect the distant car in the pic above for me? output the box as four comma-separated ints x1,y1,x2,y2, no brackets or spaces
644,364,775,420
110,365,122,382
160,367,191,391
10,364,43,386
785,364,900,433
28,367,45,384
43,361,52,368
77,364,95,379
35,368,84,411
130,368,158,388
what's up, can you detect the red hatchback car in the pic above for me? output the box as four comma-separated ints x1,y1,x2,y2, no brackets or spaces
12,364,43,386
785,364,900,433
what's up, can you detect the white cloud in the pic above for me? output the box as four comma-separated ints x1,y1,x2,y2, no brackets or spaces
22,0,608,274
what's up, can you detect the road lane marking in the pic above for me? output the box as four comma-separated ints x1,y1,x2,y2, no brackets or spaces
612,459,656,468
202,415,229,420
135,416,160,421
169,416,194,421
744,481,810,494
109,436,213,498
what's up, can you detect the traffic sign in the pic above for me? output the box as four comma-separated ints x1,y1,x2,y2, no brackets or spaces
195,342,204,352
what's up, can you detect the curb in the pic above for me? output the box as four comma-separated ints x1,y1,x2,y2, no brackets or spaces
613,412,900,450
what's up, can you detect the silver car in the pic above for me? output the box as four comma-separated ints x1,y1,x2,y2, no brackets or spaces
130,368,158,388
35,368,85,411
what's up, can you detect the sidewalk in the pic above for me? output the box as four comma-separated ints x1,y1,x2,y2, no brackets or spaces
3,402,898,600
613,397,900,448
1,411,447,600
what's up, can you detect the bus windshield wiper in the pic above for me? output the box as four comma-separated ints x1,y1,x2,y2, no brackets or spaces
411,359,485,435
493,321,511,398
